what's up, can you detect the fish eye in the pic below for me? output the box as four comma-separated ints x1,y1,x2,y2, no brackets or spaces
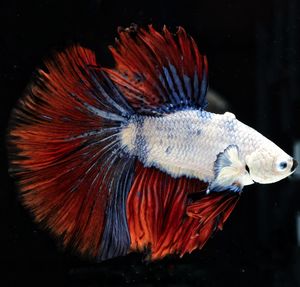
276,161,288,171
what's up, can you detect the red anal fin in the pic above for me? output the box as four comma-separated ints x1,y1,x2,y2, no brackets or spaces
127,162,240,260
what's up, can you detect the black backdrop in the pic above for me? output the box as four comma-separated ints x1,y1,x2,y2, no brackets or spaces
1,0,300,286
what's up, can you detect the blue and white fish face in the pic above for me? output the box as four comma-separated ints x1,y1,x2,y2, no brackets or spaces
221,116,298,187
245,144,297,184
212,114,298,188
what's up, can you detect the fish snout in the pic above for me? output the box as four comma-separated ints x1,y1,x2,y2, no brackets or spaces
292,159,298,172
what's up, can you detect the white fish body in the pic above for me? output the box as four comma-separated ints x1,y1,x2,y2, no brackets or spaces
122,109,295,192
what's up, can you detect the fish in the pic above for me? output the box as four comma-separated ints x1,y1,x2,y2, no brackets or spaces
7,24,298,261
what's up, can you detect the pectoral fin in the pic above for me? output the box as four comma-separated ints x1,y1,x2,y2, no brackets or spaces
208,145,253,193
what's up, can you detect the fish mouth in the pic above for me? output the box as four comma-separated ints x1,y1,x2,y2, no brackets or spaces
291,159,298,172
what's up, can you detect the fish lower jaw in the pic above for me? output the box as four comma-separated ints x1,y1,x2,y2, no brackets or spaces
250,174,291,184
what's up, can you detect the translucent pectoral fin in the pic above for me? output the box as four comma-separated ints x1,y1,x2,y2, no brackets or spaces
208,145,247,193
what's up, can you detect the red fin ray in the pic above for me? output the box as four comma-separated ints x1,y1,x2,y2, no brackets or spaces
8,46,135,260
106,25,208,113
127,162,240,260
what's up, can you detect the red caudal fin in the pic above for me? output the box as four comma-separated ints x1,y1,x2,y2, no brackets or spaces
127,162,240,260
105,25,208,114
7,46,136,260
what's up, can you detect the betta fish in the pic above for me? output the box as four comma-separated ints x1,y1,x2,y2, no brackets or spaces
8,25,298,261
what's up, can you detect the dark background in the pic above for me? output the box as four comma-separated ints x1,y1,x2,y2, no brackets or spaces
1,0,300,286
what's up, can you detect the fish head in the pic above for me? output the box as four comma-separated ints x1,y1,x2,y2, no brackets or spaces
245,146,298,184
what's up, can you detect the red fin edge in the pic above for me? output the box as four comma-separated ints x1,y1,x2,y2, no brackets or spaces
105,25,208,112
127,162,240,260
8,45,134,260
